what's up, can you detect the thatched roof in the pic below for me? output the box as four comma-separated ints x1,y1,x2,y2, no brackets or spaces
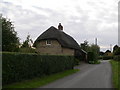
33,26,81,50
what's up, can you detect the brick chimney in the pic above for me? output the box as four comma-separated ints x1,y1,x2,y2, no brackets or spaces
58,23,63,31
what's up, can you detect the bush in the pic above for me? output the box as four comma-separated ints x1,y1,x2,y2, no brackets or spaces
87,52,100,64
103,56,113,60
113,55,120,61
74,58,80,65
2,52,74,85
19,47,35,53
87,52,95,62
98,56,103,59
114,47,120,55
88,60,100,64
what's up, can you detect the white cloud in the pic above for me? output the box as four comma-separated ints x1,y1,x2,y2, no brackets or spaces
1,0,119,51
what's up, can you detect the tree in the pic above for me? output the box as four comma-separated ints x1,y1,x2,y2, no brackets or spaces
88,44,100,60
80,40,100,61
20,35,34,53
113,45,119,53
21,35,33,48
89,44,100,53
80,40,89,52
114,47,120,55
1,15,19,52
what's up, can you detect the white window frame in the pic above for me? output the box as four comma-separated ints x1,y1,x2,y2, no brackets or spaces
46,40,52,45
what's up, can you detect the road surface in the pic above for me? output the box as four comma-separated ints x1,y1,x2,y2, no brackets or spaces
38,60,113,88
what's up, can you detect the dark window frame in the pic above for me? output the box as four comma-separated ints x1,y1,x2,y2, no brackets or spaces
46,40,52,45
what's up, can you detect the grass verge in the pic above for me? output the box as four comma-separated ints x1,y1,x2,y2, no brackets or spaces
3,69,79,88
110,60,119,89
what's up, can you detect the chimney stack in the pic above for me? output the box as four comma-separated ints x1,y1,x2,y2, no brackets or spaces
58,23,63,31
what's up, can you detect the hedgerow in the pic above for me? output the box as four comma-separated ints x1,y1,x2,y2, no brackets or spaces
103,56,113,60
2,52,74,85
113,55,120,61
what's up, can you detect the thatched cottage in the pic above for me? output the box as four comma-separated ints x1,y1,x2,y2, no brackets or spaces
33,23,87,61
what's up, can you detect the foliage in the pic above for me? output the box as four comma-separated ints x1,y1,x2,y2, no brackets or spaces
19,35,34,53
113,55,120,61
1,16,19,52
99,51,105,56
80,40,100,62
3,69,79,88
113,45,119,53
88,60,100,64
2,52,74,85
110,60,119,89
88,44,100,61
80,40,100,60
89,44,100,53
87,50,100,64
87,52,94,61
103,56,113,60
98,56,103,59
80,40,89,52
19,47,35,53
21,35,33,48
114,47,120,55
74,58,80,65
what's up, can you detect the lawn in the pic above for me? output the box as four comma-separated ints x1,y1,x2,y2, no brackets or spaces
110,60,120,90
3,69,79,88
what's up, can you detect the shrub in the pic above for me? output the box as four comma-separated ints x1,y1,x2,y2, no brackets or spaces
87,52,100,64
98,56,103,59
114,47,120,55
113,55,120,61
19,47,35,53
2,52,74,85
103,56,113,60
87,52,95,62
74,58,80,65
88,60,100,64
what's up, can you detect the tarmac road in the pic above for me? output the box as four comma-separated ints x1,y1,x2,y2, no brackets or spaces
38,60,113,88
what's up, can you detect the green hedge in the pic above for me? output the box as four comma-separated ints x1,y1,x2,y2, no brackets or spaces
74,58,80,65
113,55,120,61
103,56,113,60
2,52,74,85
98,56,103,59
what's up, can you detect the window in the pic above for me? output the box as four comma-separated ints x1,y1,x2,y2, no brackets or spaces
46,40,51,45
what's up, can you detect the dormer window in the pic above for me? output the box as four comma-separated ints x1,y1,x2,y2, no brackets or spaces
46,40,51,45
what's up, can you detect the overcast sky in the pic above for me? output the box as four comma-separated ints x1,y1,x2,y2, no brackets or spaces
0,0,119,52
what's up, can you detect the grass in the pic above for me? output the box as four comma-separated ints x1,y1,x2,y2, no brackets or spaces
3,69,79,88
110,60,119,90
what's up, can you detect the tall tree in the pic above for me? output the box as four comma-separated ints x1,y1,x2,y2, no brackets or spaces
1,15,19,52
20,35,34,53
114,47,120,55
80,40,89,52
113,45,119,53
89,44,100,54
88,44,100,60
21,35,33,48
